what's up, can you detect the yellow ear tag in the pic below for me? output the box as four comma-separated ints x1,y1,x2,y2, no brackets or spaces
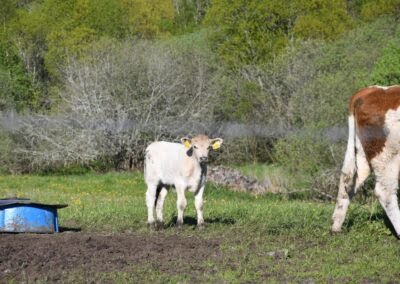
212,140,221,150
183,140,191,149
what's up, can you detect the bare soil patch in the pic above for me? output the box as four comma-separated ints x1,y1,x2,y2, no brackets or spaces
0,231,220,282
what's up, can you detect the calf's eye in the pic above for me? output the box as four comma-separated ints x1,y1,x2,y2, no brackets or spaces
193,145,198,149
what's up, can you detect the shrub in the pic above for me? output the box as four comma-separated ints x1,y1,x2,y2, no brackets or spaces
274,127,343,175
10,34,220,171
371,40,400,85
0,129,14,174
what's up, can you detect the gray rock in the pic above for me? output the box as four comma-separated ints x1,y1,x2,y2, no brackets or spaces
207,165,273,194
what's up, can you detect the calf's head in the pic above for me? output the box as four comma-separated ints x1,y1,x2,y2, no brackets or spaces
181,135,223,163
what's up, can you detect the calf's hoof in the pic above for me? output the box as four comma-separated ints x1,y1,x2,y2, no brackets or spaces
148,222,156,230
329,228,342,235
176,221,183,230
155,221,164,230
197,223,205,230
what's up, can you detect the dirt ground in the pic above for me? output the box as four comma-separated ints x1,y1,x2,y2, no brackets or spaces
0,231,221,282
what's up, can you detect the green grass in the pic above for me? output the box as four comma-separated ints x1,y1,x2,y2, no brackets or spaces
233,163,311,192
1,172,400,282
233,163,284,180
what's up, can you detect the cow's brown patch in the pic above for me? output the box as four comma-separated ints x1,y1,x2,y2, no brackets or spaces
350,86,400,161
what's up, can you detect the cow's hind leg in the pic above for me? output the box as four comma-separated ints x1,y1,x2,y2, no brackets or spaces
146,183,157,229
155,187,168,229
331,136,370,233
374,158,400,238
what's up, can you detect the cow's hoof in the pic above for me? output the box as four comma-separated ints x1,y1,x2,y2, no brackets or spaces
155,221,164,230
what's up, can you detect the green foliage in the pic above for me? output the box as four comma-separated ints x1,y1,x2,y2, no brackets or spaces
6,0,176,84
371,40,400,85
213,75,263,122
0,39,40,110
45,26,98,80
293,0,353,40
0,0,17,24
172,0,210,34
204,0,352,66
274,128,339,175
0,129,13,174
213,17,399,169
305,16,400,123
285,16,399,127
347,0,371,16
204,0,291,66
74,0,128,38
360,0,400,21
121,0,175,38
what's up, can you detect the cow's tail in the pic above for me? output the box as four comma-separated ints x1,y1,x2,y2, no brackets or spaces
339,114,357,194
331,114,357,232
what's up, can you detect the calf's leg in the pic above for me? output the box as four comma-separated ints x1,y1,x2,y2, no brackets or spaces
155,187,168,229
176,186,187,229
195,186,205,229
146,183,157,228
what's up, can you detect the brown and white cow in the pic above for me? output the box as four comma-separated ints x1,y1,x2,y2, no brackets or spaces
144,135,223,229
331,85,400,237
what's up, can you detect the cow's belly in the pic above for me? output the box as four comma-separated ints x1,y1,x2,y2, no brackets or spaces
368,107,400,167
357,107,400,162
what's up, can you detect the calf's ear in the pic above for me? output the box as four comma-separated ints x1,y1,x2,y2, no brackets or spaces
210,138,223,150
181,137,192,149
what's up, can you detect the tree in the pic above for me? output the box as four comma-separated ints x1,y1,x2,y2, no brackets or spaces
44,26,98,81
172,0,211,33
0,40,39,111
121,0,175,38
293,0,353,40
8,0,177,85
204,0,352,67
0,0,17,27
361,0,400,21
371,41,400,85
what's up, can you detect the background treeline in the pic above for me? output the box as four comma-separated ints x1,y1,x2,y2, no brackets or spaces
1,0,400,196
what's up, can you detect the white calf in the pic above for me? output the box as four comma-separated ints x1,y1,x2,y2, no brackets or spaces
144,135,223,229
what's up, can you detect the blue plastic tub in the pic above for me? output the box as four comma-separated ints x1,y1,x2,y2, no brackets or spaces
0,198,68,233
